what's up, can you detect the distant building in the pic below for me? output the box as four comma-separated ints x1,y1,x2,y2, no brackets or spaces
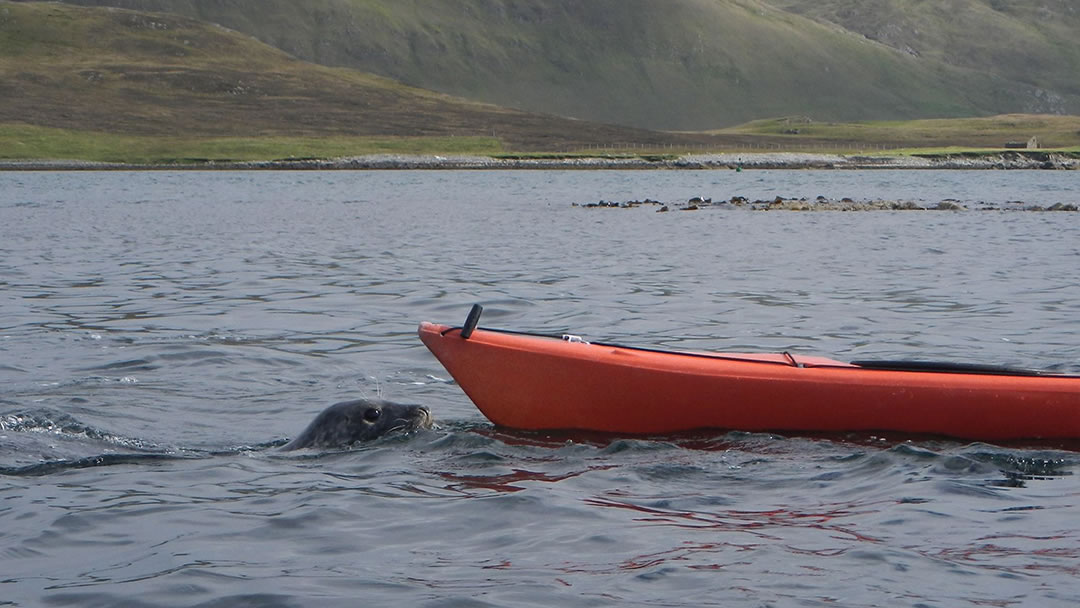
1004,136,1039,149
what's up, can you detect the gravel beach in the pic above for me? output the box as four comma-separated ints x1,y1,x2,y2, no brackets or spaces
1,151,1076,171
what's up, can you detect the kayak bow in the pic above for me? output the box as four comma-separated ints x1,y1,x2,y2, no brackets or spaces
418,309,1080,440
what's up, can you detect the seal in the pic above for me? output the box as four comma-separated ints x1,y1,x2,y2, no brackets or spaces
280,398,433,451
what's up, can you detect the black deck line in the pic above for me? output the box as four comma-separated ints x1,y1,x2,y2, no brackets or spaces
439,325,1078,378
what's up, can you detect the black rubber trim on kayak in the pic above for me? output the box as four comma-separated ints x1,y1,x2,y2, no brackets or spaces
448,325,818,368
442,324,567,342
850,360,1048,376
442,315,568,342
587,341,822,368
438,322,1074,378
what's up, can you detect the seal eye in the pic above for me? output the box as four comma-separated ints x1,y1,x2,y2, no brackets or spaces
363,408,381,423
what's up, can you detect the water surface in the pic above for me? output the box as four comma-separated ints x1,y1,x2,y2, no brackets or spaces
2,170,1078,607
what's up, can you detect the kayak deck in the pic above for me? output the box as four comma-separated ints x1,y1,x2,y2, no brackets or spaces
418,320,1080,440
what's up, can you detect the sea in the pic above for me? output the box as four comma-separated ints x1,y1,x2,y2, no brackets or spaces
2,169,1079,607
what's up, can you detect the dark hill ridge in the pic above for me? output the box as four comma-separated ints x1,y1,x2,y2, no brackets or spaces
0,1,731,150
45,0,1079,130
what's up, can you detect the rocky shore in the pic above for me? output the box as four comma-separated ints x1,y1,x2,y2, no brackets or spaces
1,151,1077,171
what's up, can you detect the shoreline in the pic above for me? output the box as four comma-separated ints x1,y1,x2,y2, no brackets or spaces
0,151,1076,171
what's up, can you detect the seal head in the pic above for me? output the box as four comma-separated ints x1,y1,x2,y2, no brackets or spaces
281,399,433,451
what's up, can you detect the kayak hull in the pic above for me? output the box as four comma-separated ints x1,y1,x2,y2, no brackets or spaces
418,322,1080,440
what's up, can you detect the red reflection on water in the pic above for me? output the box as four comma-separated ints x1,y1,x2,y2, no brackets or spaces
438,465,615,494
468,425,1080,454
554,540,761,576
583,495,886,543
916,538,1080,576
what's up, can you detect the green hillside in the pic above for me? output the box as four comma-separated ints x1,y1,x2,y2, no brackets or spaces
720,114,1080,150
47,0,1075,130
766,0,1080,114
0,1,706,152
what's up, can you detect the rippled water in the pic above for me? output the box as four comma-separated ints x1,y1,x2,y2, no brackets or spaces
2,170,1079,607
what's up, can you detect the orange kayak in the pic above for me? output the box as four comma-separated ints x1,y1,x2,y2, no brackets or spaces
418,310,1080,440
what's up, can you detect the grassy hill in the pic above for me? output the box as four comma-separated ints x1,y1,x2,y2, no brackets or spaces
720,114,1080,150
46,0,1077,130
766,0,1080,115
0,1,723,155
3,1,1078,163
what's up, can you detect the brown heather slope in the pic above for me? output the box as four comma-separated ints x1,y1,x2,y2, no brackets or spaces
0,1,736,151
